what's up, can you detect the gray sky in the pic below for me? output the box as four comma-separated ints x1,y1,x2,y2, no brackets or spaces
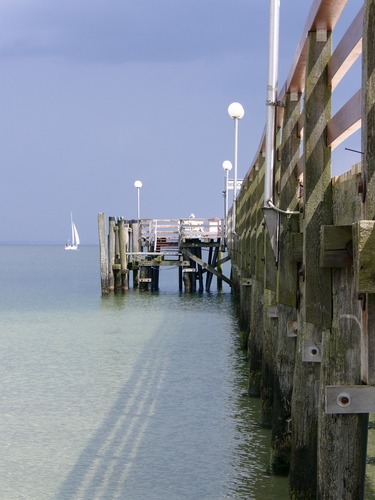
0,0,361,244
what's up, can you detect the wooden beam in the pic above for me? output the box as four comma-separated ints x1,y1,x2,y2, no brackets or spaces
327,90,361,150
328,5,364,89
184,249,233,286
280,0,348,98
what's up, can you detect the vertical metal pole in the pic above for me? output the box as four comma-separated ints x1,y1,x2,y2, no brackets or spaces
137,187,141,220
224,170,229,237
233,117,239,231
264,0,280,206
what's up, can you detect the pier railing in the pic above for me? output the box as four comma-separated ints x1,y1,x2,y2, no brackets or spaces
225,1,375,498
138,218,223,253
179,218,222,242
98,215,228,293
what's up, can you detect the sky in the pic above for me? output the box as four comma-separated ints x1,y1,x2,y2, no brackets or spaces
0,0,362,244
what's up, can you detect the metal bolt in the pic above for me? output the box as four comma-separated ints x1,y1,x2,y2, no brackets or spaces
337,392,351,408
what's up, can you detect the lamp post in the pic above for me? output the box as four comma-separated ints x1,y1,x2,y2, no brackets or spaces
134,180,142,220
228,102,244,233
222,160,232,237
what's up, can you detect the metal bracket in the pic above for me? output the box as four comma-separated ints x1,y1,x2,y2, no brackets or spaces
267,306,278,318
287,321,299,337
325,385,375,414
302,341,322,362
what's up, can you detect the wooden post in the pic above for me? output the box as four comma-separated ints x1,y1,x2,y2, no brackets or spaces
289,30,332,498
98,212,109,295
361,0,375,387
118,218,129,292
217,248,223,291
317,169,364,499
151,265,159,291
132,221,140,288
108,217,116,293
114,222,121,292
237,176,252,348
206,247,213,292
248,153,265,397
183,269,192,292
178,266,183,291
271,92,301,473
139,265,149,291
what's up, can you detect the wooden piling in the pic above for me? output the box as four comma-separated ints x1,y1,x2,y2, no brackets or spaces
108,217,116,293
271,91,301,473
317,167,364,499
118,218,129,292
98,212,109,295
362,0,375,386
247,154,265,397
289,29,332,498
131,221,140,288
226,3,370,497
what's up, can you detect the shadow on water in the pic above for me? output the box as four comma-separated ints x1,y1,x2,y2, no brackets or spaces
56,328,169,499
56,289,290,499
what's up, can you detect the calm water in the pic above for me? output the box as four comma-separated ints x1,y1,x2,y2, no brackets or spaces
0,245,288,499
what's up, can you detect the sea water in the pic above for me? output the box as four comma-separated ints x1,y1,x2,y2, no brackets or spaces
0,245,294,498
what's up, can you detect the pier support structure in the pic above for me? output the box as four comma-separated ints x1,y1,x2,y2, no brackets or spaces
97,217,232,294
226,2,375,498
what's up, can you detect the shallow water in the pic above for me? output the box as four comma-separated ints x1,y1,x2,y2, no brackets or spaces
0,245,290,498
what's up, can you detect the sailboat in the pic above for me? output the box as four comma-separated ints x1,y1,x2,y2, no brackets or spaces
65,213,80,250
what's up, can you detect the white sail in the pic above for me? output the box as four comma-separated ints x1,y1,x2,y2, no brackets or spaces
72,222,80,246
65,213,80,250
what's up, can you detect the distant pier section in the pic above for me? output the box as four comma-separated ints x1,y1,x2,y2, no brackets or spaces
97,214,232,294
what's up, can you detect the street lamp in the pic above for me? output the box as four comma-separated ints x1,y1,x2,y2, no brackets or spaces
222,160,232,237
134,180,142,220
228,102,244,232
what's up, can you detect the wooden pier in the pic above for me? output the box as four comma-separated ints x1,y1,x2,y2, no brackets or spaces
226,1,375,498
97,216,231,293
96,1,375,497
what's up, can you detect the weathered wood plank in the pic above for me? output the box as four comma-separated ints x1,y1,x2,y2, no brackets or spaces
320,224,352,267
328,5,364,89
108,217,116,292
290,30,332,499
353,220,375,293
283,0,347,96
327,90,361,150
98,212,109,295
183,249,232,286
362,0,375,387
303,31,332,327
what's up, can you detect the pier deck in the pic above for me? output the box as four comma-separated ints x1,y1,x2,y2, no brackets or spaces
98,215,231,293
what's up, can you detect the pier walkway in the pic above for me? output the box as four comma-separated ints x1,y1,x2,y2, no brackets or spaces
97,215,231,293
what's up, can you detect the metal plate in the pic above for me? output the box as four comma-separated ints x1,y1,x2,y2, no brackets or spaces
325,385,375,414
302,341,322,362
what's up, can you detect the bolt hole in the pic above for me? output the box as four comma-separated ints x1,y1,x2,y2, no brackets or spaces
309,346,319,357
337,393,351,407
